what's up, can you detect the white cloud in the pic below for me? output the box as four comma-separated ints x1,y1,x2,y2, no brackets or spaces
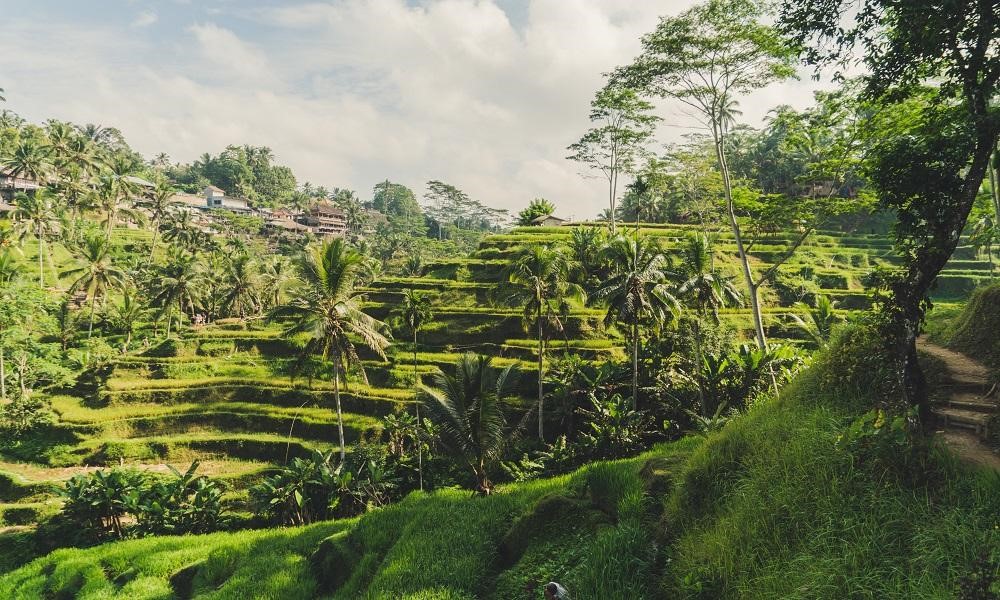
131,11,158,28
0,1,827,218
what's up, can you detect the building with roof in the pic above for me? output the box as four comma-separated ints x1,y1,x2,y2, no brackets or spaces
529,214,567,227
203,186,253,214
0,170,41,201
297,201,348,237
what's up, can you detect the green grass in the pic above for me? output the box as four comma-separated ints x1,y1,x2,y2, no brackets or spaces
3,322,1000,598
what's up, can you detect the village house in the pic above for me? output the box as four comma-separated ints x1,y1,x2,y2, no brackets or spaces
297,201,348,237
529,214,567,227
0,169,41,201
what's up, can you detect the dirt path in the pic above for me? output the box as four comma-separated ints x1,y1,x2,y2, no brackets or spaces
918,337,1000,471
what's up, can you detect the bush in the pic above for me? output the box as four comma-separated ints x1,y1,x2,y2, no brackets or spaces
60,462,226,540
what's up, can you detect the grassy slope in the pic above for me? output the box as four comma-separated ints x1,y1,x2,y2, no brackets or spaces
4,326,1000,598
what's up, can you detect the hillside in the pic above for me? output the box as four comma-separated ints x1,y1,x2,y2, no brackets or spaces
0,222,994,543
2,326,997,599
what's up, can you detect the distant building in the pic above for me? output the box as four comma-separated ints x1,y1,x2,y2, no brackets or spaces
203,186,253,214
297,201,348,237
0,170,41,201
529,214,567,227
0,200,15,215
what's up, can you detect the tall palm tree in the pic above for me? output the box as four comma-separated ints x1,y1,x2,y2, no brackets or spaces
111,286,145,351
567,226,606,289
271,239,391,463
94,171,143,240
11,191,55,288
221,253,262,320
676,234,742,414
497,245,583,439
62,232,127,340
592,234,679,409
162,210,201,253
260,256,294,311
419,354,518,496
398,288,433,490
150,251,203,338
147,182,178,260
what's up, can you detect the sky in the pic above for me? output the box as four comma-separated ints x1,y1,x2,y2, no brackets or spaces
0,0,832,219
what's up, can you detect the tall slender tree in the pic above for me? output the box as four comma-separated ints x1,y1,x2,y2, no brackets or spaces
398,289,433,491
497,245,584,439
613,0,797,350
272,239,391,463
567,85,660,234
62,232,127,340
11,191,55,288
675,234,742,414
593,234,679,409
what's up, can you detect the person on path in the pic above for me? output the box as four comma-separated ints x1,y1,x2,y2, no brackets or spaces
544,582,569,599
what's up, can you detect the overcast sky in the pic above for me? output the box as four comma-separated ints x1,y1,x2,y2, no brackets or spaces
0,0,832,219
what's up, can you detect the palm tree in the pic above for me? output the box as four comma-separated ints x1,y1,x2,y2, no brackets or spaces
398,288,433,490
1,139,51,186
497,245,583,439
11,191,55,288
111,286,144,351
221,253,262,320
147,182,178,260
790,294,840,347
94,169,144,240
260,256,294,311
971,215,997,274
419,354,518,495
62,232,127,340
150,251,204,338
676,234,742,415
567,226,606,289
271,239,391,463
0,251,21,285
162,210,201,253
592,234,679,409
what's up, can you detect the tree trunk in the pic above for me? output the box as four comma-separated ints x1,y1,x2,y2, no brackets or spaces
608,172,617,235
894,111,997,419
537,313,545,439
990,147,1000,222
37,224,44,289
694,313,707,416
87,293,97,341
713,122,767,350
632,320,639,410
413,329,423,492
333,357,346,464
0,343,6,403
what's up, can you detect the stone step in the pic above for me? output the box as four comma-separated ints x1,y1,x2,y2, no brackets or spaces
939,394,998,413
932,407,993,437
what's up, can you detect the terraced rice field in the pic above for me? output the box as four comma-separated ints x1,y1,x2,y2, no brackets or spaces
0,223,994,527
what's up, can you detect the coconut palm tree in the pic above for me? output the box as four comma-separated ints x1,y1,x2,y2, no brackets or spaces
147,182,179,260
1,139,51,185
149,251,204,338
62,231,127,340
592,234,679,409
676,233,742,414
497,244,584,439
419,353,518,496
260,256,294,311
111,286,145,351
94,170,144,240
567,226,606,289
271,239,391,464
11,191,56,288
220,253,262,320
0,251,21,285
398,288,433,490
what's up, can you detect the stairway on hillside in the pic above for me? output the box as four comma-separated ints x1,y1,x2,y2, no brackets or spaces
919,339,1000,468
